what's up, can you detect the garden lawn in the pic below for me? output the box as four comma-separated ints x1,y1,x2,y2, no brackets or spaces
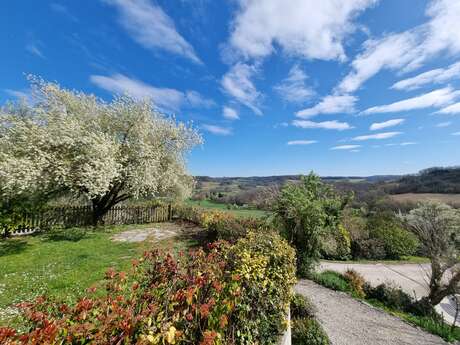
185,199,269,218
0,224,197,327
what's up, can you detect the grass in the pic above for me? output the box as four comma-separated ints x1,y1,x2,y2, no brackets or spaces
312,270,460,343
0,223,197,327
185,199,269,218
322,255,430,265
367,299,460,343
310,270,351,293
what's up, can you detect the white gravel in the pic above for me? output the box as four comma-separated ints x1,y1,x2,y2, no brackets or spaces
295,280,449,345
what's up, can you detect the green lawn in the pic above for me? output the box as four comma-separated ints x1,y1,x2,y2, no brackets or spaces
185,199,269,218
0,224,196,326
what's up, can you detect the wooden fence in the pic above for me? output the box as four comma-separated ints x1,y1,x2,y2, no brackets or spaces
11,204,173,234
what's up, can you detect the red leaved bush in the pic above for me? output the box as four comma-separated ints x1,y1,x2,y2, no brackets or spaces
1,232,295,345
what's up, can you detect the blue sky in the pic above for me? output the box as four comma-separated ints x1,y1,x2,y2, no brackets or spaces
1,0,460,177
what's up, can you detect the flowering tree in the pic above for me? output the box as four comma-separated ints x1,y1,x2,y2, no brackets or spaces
0,77,202,224
401,202,460,309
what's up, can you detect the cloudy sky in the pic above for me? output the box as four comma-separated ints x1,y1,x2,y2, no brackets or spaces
2,0,460,176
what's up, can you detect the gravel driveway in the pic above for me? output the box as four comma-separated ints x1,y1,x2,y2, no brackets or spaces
295,280,449,345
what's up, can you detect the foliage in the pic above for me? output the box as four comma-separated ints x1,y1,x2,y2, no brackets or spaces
392,167,460,194
291,293,315,319
321,224,351,260
175,204,271,241
0,231,296,344
273,172,351,276
367,212,419,259
0,77,201,224
343,269,366,298
291,318,330,345
401,201,460,307
351,238,386,260
364,283,414,312
311,271,351,293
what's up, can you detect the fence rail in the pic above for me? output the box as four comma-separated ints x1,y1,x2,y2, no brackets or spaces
10,204,173,234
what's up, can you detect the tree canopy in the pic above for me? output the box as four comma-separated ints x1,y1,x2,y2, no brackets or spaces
0,77,202,223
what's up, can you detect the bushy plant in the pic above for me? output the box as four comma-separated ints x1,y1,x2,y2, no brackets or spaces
273,173,351,276
365,283,414,312
291,293,315,319
368,213,419,259
174,204,270,242
351,238,387,260
0,231,295,345
343,269,366,298
321,224,351,260
292,318,330,345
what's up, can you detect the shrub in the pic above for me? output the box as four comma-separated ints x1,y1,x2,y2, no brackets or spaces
291,293,315,319
365,283,414,312
292,318,330,345
228,231,297,342
311,270,351,293
343,269,366,298
0,231,296,345
351,238,387,259
174,204,270,242
369,216,419,259
273,173,351,276
321,224,351,260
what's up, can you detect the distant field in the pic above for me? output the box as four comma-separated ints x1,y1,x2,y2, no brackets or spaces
185,200,268,218
390,193,460,205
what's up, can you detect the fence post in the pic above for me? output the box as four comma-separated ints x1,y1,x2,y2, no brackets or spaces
168,204,172,221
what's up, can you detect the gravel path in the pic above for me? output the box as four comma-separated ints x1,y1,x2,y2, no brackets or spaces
295,280,449,345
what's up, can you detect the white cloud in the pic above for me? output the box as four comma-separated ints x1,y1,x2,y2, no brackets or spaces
274,65,314,104
362,87,460,114
436,102,460,114
352,131,402,141
287,140,317,145
202,124,232,136
337,31,419,94
185,90,215,108
221,63,262,115
222,106,239,120
370,118,404,131
337,0,460,94
104,0,201,63
452,131,460,136
436,121,452,127
331,144,361,150
90,73,212,111
392,61,460,91
292,119,352,131
228,0,377,61
400,142,417,146
26,43,45,59
296,94,357,118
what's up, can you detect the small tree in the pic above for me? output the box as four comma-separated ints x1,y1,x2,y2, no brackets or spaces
273,172,351,276
401,202,460,309
0,77,202,225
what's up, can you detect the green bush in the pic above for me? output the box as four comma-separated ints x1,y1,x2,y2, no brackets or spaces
292,318,330,345
351,238,387,259
321,224,351,260
311,270,351,293
0,231,296,344
368,213,419,259
291,293,316,319
364,283,414,312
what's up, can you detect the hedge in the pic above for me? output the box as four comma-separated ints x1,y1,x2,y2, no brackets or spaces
0,231,296,345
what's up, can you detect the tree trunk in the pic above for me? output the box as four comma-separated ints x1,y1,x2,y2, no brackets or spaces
90,182,130,226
